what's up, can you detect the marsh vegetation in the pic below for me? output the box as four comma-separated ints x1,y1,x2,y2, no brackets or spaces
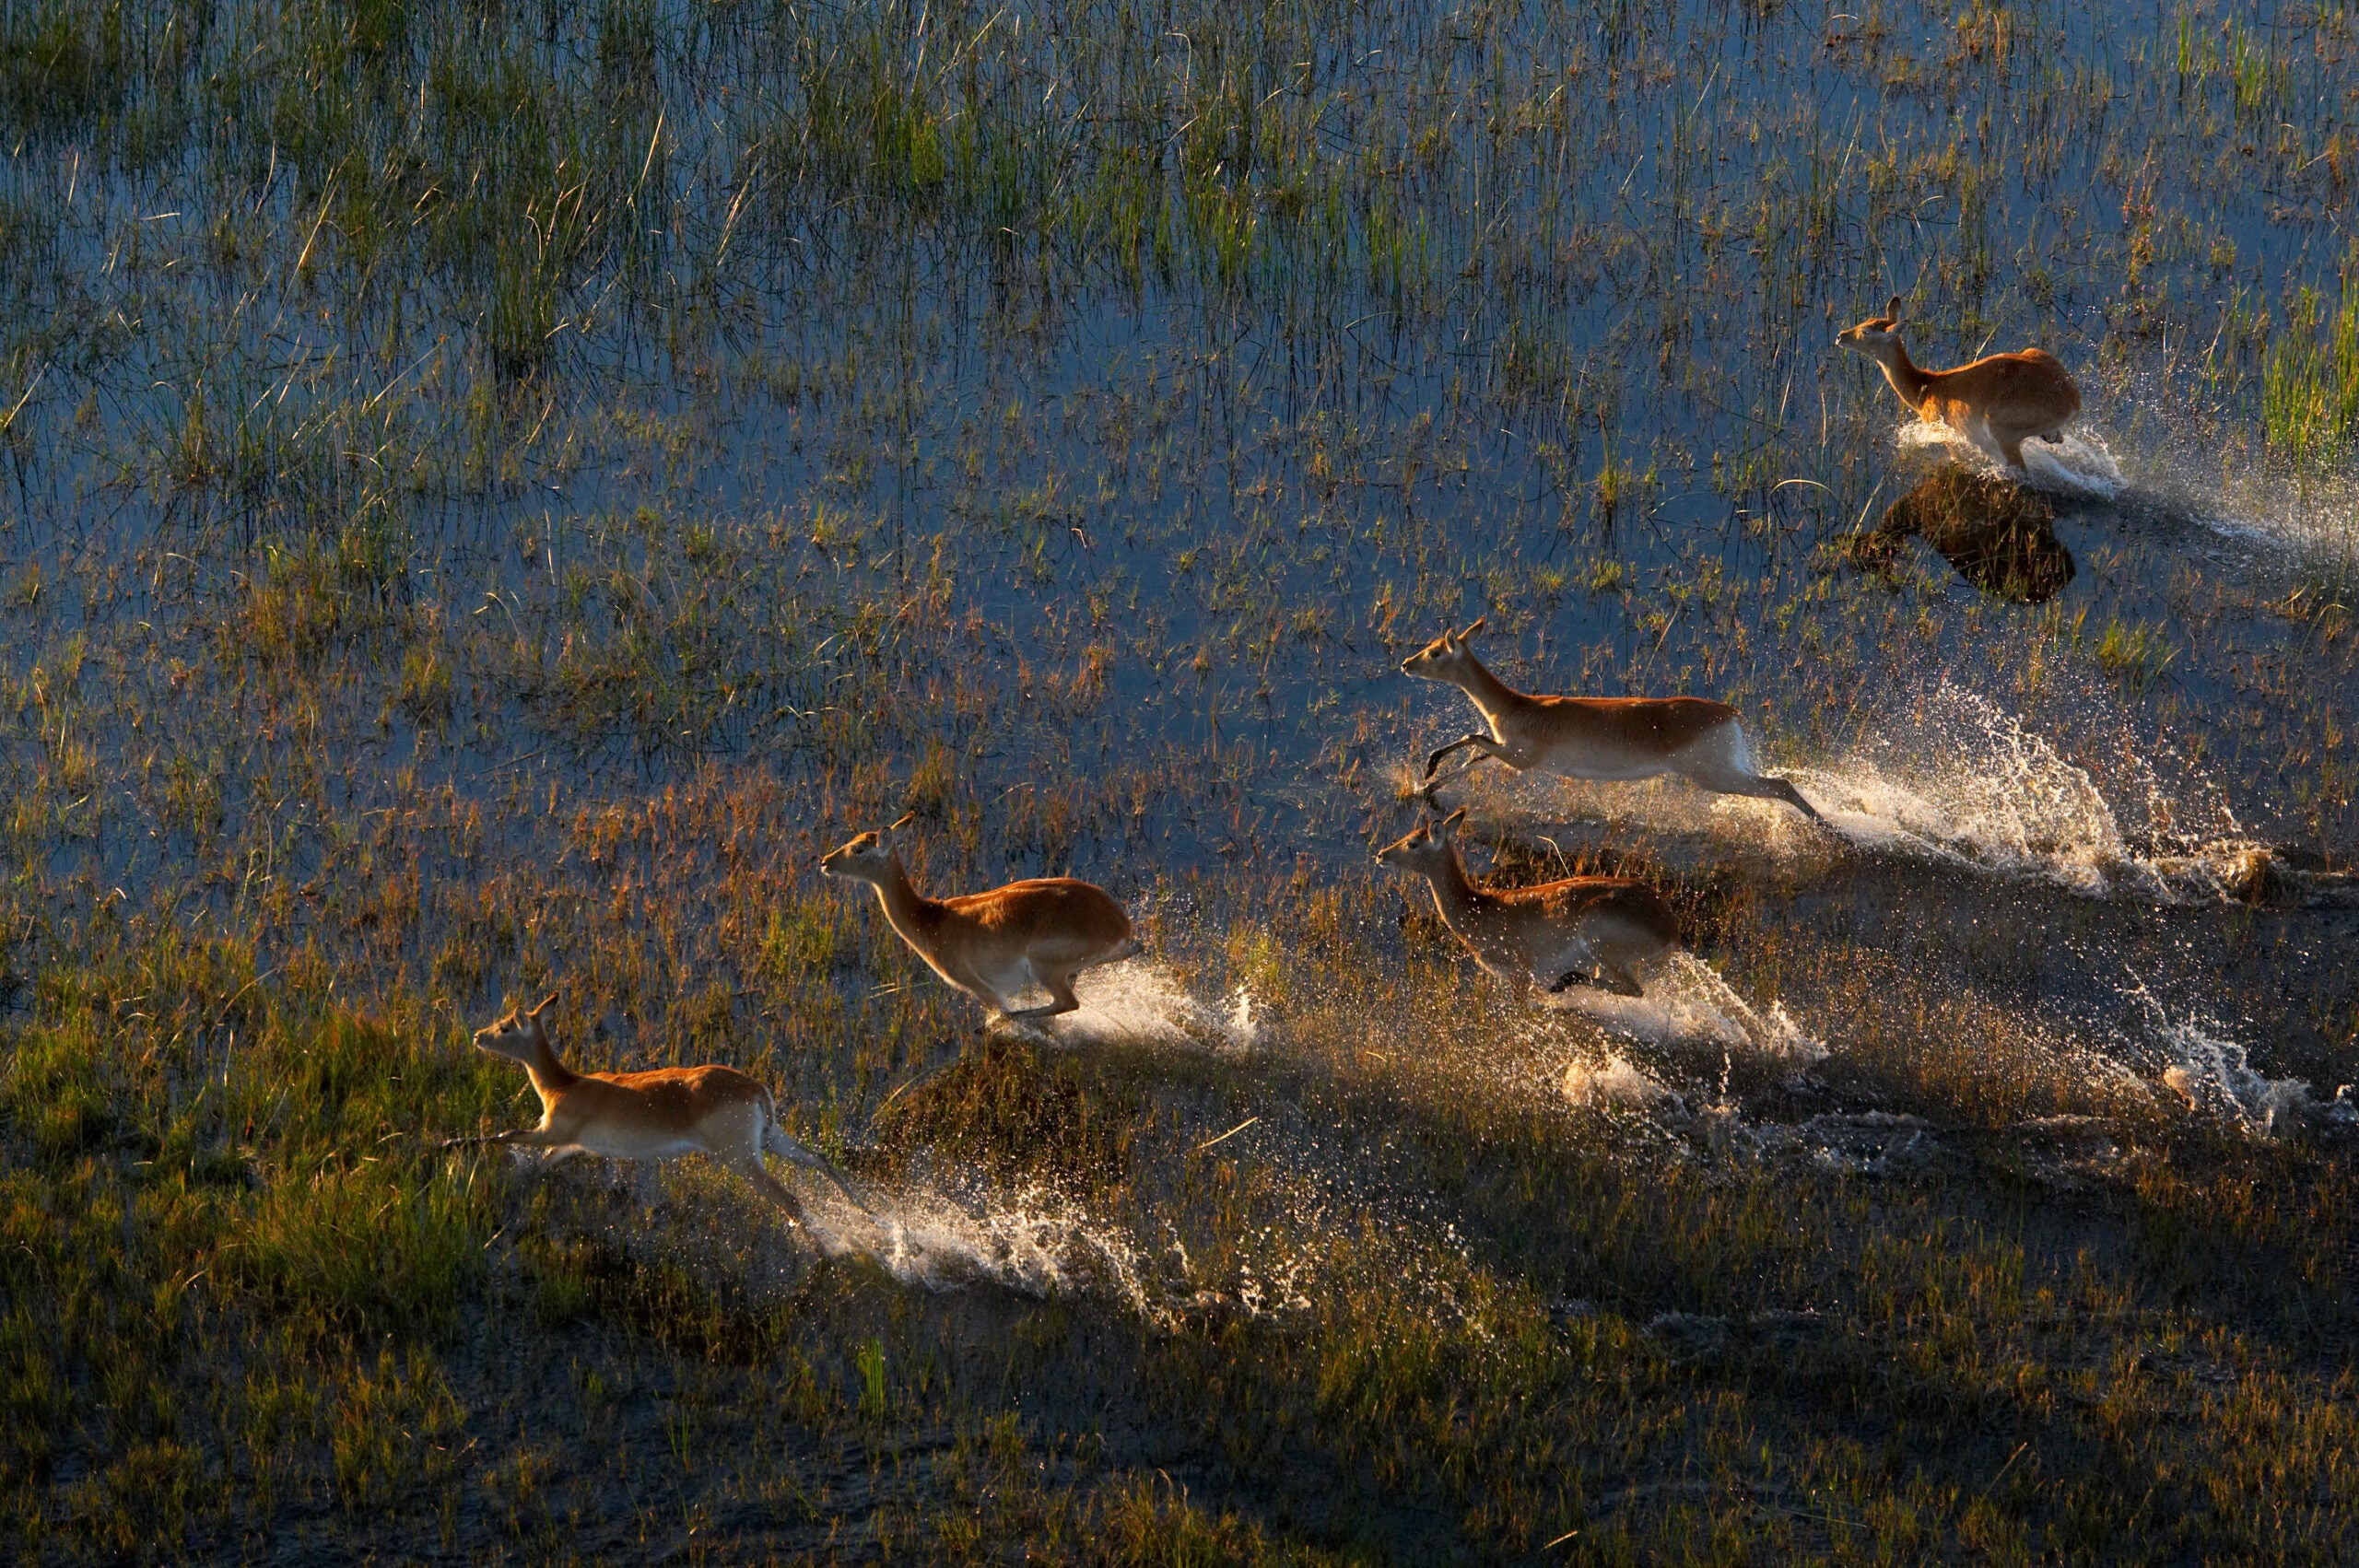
1,0,2357,1560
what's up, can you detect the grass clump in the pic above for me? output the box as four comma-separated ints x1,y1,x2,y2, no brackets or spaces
2263,280,2359,474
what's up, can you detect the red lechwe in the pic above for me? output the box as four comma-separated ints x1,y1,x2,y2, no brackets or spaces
820,819,1140,1022
1402,621,1821,821
443,992,865,1222
1377,807,1680,999
1837,293,2081,472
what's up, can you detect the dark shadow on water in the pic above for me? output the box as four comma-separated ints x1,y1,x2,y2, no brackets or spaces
1847,463,2076,603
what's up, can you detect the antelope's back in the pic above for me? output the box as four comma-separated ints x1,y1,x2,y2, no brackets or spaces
951,877,1133,949
1499,874,1677,938
596,1063,766,1117
1540,695,1740,755
1945,348,2081,417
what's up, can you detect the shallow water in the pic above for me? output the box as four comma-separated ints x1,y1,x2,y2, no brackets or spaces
0,0,2353,1329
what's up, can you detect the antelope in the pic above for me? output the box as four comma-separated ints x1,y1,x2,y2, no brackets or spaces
820,819,1140,1022
1837,294,2081,472
1402,620,1821,821
1377,807,1680,999
443,992,866,1223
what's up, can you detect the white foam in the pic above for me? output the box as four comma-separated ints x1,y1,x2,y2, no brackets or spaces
1562,1049,1678,1110
1896,420,2126,497
1013,960,1260,1057
2129,983,2325,1140
2158,1033,2315,1139
813,1176,1316,1326
823,1180,1155,1298
1551,952,1826,1061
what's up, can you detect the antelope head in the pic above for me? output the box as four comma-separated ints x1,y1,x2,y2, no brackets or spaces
1398,618,1486,682
1376,807,1468,878
1837,294,1907,362
473,990,559,1063
819,813,913,886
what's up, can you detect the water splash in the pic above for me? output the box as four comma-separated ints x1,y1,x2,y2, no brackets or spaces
1562,1049,1677,1110
1408,684,2266,903
1896,419,2126,497
2157,1034,2317,1139
812,1173,1319,1327
1017,959,1260,1056
2129,985,2326,1140
1794,682,2261,902
1550,952,1825,1061
819,1178,1158,1301
2077,397,2359,568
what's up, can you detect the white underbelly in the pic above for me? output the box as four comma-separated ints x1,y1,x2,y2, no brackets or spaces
1540,755,1672,783
1539,937,1596,976
579,1130,703,1161
981,960,1039,998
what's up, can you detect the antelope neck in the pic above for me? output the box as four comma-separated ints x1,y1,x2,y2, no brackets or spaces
1443,651,1527,724
869,854,945,934
522,1032,579,1097
1874,338,1931,407
1417,848,1482,920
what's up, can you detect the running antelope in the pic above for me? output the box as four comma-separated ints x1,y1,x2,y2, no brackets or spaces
443,992,866,1223
1402,621,1821,820
820,819,1140,1021
1837,294,2081,472
1377,808,1679,999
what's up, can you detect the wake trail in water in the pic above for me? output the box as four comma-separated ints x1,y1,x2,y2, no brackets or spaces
1550,952,1825,1061
1794,682,2267,903
810,1178,1170,1304
1408,682,2270,904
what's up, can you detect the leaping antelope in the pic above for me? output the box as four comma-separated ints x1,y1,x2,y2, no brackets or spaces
443,992,866,1223
1837,294,2081,473
820,819,1140,1022
1377,807,1680,1000
1402,621,1821,821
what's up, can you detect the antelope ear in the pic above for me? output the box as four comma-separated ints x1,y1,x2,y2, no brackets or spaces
886,813,915,835
1441,807,1470,835
528,990,560,1019
1461,616,1485,639
1884,293,1903,327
